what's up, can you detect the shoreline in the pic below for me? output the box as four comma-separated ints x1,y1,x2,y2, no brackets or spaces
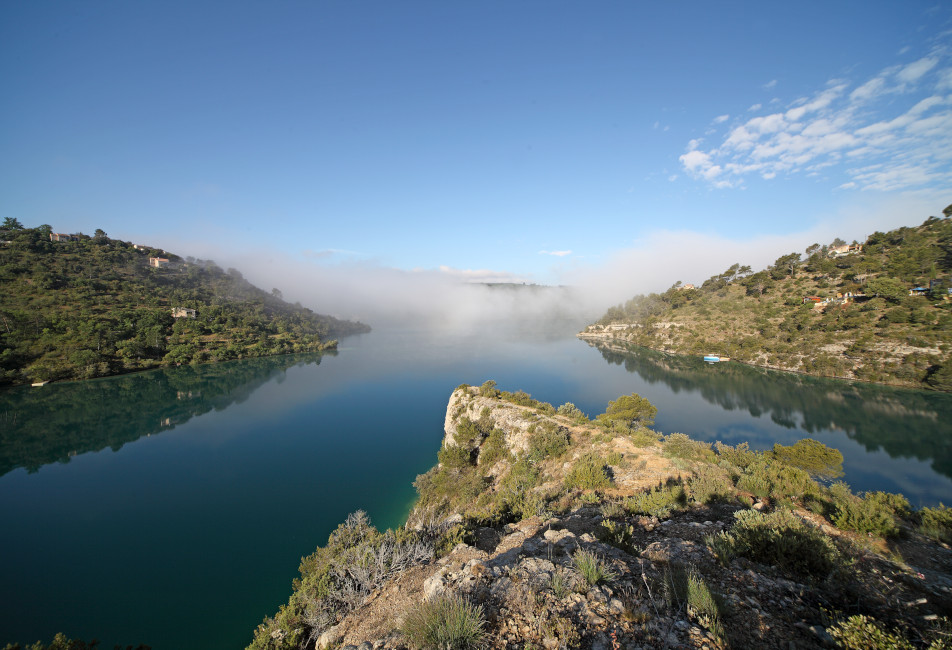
576,330,943,393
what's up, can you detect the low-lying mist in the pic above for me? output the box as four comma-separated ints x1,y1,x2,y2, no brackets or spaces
158,194,940,335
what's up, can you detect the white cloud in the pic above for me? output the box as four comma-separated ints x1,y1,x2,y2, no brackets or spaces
748,103,762,111
713,114,729,124
679,48,952,192
539,250,572,257
764,79,778,89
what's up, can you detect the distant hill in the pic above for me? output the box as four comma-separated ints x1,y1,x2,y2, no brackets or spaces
0,223,369,386
581,207,952,391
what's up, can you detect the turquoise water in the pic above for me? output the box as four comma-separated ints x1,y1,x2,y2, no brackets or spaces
1,324,951,648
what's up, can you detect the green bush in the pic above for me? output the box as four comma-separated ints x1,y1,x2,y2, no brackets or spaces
572,548,618,587
687,464,735,504
624,482,686,519
478,428,510,467
402,594,486,650
769,438,844,479
828,615,914,650
565,452,612,490
919,504,952,543
715,441,760,469
829,482,901,539
718,509,836,579
556,402,588,423
526,424,570,462
663,432,715,462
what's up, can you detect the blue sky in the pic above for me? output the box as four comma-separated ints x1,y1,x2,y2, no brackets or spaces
2,1,951,315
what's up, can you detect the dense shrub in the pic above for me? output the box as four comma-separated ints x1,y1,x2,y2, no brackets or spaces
919,504,952,543
564,452,613,490
769,438,844,479
712,509,836,579
625,481,686,519
687,464,735,504
597,519,639,555
663,433,715,462
526,424,570,462
828,615,915,650
557,402,588,423
829,482,902,538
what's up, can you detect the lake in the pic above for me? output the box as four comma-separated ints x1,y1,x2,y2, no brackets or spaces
2,322,951,648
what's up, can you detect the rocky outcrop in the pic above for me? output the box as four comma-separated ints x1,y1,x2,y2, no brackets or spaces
314,387,952,650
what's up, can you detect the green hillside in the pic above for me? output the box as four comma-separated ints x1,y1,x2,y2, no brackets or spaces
0,221,368,386
582,208,952,391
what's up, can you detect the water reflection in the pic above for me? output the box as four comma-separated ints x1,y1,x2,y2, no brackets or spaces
0,352,331,477
588,341,952,481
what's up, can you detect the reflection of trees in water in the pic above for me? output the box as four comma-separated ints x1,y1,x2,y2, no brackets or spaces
592,342,952,479
0,353,331,476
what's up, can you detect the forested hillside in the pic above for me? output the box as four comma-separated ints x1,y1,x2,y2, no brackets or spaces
0,221,368,386
582,208,952,391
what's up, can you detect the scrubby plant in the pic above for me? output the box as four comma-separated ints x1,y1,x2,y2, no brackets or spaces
556,401,589,423
715,441,760,470
828,615,915,650
401,593,486,650
664,563,724,640
478,427,511,467
597,519,639,555
687,464,735,504
526,424,570,462
919,504,952,544
662,432,715,462
564,452,613,490
249,511,434,650
478,379,499,397
624,481,687,519
572,548,618,587
736,459,821,503
716,508,837,579
829,482,902,539
606,450,624,466
769,438,844,479
548,567,574,599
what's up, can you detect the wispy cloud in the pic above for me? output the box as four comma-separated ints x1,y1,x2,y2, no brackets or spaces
539,249,572,257
763,79,778,89
680,50,952,192
302,248,360,259
713,114,730,124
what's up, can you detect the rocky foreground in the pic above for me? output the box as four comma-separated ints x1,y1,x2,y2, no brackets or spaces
250,385,952,650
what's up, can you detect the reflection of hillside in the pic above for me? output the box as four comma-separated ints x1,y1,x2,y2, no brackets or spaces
589,341,952,479
0,352,331,476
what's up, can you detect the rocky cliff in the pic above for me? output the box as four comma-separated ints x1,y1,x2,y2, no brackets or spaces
250,385,952,650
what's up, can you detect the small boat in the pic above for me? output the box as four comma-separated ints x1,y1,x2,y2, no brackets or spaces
31,380,48,387
703,355,720,363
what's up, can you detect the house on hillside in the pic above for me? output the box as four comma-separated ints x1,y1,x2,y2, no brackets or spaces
676,284,696,291
50,233,78,242
910,287,929,296
829,244,863,257
802,296,824,304
149,257,170,268
171,307,196,319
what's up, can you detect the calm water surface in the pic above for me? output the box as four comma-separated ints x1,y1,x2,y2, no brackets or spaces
2,323,950,648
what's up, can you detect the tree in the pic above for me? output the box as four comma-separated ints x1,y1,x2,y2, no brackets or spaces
770,252,801,279
596,393,657,432
865,277,907,303
1,217,23,230
94,228,107,242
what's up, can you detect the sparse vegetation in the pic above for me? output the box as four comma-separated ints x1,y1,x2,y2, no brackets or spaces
401,594,487,650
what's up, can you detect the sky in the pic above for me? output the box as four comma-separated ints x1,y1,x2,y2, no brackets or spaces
2,1,951,321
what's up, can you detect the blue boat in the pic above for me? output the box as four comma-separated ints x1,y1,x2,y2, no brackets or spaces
703,355,720,363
